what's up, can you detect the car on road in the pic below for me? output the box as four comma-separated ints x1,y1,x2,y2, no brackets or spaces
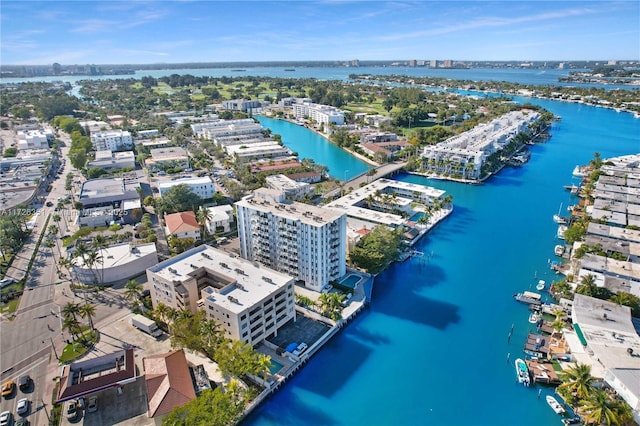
46,201,53,207
0,411,12,426
16,398,29,416
1,381,15,397
18,376,31,393
292,342,308,356
66,400,78,421
87,396,98,413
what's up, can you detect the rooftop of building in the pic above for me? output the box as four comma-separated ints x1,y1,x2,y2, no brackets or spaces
143,349,197,418
148,245,293,314
165,211,199,234
149,146,188,160
236,189,345,226
572,294,640,371
79,175,141,201
56,348,135,403
325,178,445,226
157,175,213,189
73,242,157,269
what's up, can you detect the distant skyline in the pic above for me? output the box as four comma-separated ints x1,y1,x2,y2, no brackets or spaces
1,1,638,65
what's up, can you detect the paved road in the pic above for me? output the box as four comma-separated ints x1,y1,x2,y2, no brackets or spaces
0,131,123,426
324,161,406,199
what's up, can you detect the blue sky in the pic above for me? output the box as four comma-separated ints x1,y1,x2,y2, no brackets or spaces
1,1,638,65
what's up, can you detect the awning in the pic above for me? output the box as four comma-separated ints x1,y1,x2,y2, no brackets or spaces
573,323,588,346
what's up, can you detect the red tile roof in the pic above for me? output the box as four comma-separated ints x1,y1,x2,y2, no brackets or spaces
143,349,196,418
164,211,200,235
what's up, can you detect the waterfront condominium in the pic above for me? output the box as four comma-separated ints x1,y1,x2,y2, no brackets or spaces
147,245,296,346
421,109,540,180
235,188,347,292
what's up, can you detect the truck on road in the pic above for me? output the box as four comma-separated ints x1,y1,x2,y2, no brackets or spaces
130,314,162,338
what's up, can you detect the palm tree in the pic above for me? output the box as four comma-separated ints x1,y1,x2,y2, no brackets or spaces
79,303,96,330
195,206,212,241
83,249,103,286
62,316,81,340
557,363,595,401
255,353,272,381
200,319,222,353
62,302,81,327
124,279,143,308
581,389,622,426
318,292,346,321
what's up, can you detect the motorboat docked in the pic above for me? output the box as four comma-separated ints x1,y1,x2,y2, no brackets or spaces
515,358,530,386
555,245,565,256
553,214,568,224
557,225,568,240
573,165,588,177
514,291,542,305
536,280,546,291
564,184,580,194
528,311,541,324
546,395,566,414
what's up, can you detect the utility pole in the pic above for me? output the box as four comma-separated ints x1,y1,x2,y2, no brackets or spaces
40,398,50,422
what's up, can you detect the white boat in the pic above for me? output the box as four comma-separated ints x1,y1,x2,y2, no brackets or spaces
554,245,564,256
536,280,545,291
528,311,541,324
546,395,566,414
557,225,568,239
553,214,567,224
514,291,542,305
515,358,530,386
573,165,588,177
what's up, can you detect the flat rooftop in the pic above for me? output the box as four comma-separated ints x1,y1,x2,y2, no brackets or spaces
236,190,345,225
148,245,293,314
74,242,157,269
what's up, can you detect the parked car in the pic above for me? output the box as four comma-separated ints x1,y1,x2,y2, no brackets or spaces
87,396,98,413
18,376,31,392
65,400,78,421
1,381,15,397
15,418,28,426
0,411,12,426
45,201,53,207
16,398,29,416
292,342,308,356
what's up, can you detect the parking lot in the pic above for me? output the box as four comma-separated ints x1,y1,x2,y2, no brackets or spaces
268,315,331,351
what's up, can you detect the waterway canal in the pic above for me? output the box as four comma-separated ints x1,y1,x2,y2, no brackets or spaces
244,99,640,425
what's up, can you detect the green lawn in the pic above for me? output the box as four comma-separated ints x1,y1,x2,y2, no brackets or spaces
0,299,19,315
59,330,99,363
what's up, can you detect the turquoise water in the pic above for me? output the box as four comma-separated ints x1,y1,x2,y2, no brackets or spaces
244,97,640,425
339,274,361,289
255,116,371,180
269,359,284,375
408,212,425,222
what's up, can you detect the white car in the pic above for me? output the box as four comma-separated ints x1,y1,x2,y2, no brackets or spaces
292,343,308,356
0,411,11,426
16,398,29,415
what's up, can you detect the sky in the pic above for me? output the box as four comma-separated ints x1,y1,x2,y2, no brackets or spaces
1,1,638,65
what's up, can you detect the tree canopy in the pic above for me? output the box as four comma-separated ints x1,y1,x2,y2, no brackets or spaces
157,184,203,214
349,225,403,274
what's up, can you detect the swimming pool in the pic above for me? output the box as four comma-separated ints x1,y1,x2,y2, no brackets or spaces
339,274,361,289
269,359,284,374
408,212,425,222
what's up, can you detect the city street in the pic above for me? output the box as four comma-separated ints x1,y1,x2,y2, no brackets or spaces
0,132,134,425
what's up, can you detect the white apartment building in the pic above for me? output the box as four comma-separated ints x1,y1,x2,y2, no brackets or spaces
235,189,347,292
292,101,345,126
158,176,216,199
265,174,311,199
86,150,135,170
147,245,296,345
146,147,190,172
421,110,540,180
190,119,257,138
90,129,134,151
17,129,54,150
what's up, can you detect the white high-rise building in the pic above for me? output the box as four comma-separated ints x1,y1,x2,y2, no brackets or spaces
90,130,133,151
235,189,347,292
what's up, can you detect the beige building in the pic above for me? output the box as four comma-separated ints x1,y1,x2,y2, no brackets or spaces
147,245,296,345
